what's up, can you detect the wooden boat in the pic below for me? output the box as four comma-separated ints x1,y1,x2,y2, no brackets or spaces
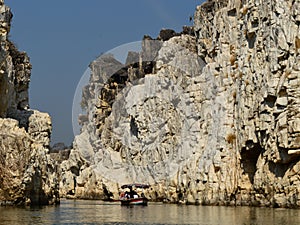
119,183,150,206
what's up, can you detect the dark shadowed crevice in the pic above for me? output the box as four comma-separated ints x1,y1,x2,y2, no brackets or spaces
264,95,277,108
247,33,256,49
70,166,79,176
130,116,139,138
268,161,290,178
241,141,262,184
269,148,300,178
227,8,237,17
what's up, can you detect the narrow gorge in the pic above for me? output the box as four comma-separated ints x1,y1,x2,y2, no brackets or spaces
1,0,300,208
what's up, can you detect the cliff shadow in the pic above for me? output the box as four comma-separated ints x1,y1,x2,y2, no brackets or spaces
6,108,34,132
267,141,300,178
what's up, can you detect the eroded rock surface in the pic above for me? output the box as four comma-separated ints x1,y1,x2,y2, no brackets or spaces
61,0,300,207
0,1,59,206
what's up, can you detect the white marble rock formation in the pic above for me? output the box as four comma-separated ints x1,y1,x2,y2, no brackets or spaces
60,0,300,207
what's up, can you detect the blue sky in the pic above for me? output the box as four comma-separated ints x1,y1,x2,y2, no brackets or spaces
5,0,204,145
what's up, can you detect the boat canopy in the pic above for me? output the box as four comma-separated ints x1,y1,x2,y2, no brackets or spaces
121,183,150,189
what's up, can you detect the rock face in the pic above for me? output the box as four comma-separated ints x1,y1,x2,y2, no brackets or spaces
61,0,300,207
193,0,300,207
0,1,59,206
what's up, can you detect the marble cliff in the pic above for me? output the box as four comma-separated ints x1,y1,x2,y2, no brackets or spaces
0,1,59,205
60,0,300,207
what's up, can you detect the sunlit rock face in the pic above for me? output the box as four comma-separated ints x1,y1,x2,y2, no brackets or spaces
61,0,300,207
0,2,59,206
193,0,300,207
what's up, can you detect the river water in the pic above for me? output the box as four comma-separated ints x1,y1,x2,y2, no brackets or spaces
1,199,300,225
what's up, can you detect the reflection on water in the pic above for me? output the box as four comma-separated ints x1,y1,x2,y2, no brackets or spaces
0,200,300,225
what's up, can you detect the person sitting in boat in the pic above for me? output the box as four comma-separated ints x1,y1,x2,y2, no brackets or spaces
124,191,130,199
128,187,138,199
119,191,125,200
132,190,138,199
